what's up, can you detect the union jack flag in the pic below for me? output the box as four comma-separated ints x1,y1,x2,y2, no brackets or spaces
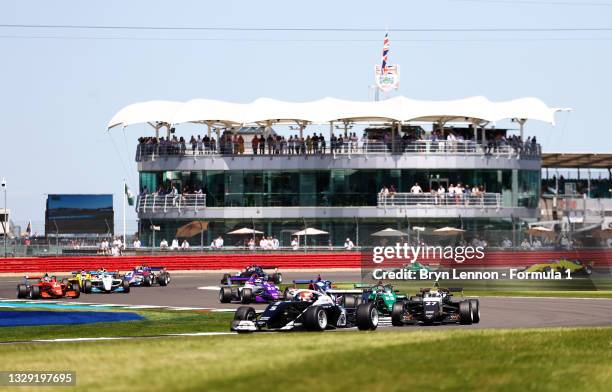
381,32,390,75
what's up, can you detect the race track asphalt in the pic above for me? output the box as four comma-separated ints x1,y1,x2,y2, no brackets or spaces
1,271,611,330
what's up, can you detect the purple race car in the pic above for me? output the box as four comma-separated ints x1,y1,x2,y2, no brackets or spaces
219,275,281,304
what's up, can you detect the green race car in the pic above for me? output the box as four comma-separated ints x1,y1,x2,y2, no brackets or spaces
352,283,408,317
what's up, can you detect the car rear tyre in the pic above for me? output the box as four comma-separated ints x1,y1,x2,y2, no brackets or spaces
304,306,327,331
356,302,379,331
143,275,153,287
584,265,592,275
71,283,81,298
241,288,253,304
122,280,131,293
469,299,480,323
158,272,170,286
342,295,358,309
30,285,40,299
83,280,92,294
391,302,405,326
283,287,293,301
459,300,473,325
271,273,282,284
219,287,233,303
17,284,28,299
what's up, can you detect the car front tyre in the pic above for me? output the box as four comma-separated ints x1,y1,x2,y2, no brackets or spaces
356,302,379,331
304,306,327,331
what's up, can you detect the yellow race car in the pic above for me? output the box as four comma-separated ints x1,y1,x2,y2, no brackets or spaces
525,259,593,276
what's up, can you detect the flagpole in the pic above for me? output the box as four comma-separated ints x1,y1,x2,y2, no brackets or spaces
123,178,126,247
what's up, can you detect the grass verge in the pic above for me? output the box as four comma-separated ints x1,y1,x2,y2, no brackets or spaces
0,327,610,391
0,309,233,342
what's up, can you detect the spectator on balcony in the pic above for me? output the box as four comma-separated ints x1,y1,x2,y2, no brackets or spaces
133,238,141,248
258,135,265,154
306,135,312,154
287,136,294,154
160,239,169,249
266,134,273,154
272,236,280,249
259,236,268,250
170,185,179,206
179,137,186,155
330,134,337,153
213,236,224,248
170,238,179,250
251,135,259,155
181,239,190,250
237,135,245,154
410,182,423,194
379,186,389,205
190,136,196,155
520,239,531,250
501,238,512,249
312,134,318,153
344,238,355,250
319,133,326,154
291,237,299,250
196,135,203,155
389,184,396,204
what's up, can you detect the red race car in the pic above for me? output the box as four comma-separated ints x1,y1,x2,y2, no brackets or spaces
16,275,80,299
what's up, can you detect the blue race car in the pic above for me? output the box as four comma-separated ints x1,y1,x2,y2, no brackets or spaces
124,266,171,287
283,275,335,300
84,271,130,294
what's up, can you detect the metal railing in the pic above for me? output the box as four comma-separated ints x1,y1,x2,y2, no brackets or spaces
136,194,206,213
378,192,502,208
136,140,541,161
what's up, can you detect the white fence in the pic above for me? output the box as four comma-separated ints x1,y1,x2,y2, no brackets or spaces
378,192,502,208
136,194,206,213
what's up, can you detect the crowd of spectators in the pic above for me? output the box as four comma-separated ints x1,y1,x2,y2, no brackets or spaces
136,129,541,159
379,182,488,205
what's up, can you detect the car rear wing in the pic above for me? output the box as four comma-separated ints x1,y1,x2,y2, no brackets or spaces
327,289,363,295
256,266,279,270
148,266,166,271
24,275,43,279
448,287,463,293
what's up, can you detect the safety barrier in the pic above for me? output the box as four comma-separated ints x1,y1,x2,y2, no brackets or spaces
0,250,610,273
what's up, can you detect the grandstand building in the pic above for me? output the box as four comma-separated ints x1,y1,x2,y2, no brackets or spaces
109,97,568,247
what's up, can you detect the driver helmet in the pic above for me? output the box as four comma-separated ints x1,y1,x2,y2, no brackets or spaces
297,291,315,302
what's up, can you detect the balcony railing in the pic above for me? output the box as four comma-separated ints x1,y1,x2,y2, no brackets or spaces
136,140,541,162
378,192,502,209
136,194,206,213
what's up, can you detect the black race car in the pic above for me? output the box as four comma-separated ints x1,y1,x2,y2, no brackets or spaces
390,284,480,326
230,288,379,332
220,265,282,285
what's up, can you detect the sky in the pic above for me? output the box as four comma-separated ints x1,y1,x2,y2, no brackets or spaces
0,0,611,233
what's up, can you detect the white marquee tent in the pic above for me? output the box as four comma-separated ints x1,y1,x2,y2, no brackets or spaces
107,96,568,131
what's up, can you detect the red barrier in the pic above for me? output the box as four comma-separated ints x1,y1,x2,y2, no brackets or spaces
0,250,610,273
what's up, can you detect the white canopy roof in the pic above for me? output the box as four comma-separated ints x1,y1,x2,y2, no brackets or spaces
107,96,567,130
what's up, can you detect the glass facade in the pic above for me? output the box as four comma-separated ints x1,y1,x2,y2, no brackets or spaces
140,169,540,208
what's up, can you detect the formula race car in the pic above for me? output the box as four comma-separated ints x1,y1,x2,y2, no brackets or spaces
525,259,593,276
124,266,171,287
282,276,335,300
17,275,80,299
230,288,379,332
390,283,479,326
220,265,282,285
66,270,103,292
354,282,408,317
219,274,281,304
83,271,130,294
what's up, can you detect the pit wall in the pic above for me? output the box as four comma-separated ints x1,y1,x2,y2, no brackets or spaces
0,250,610,273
